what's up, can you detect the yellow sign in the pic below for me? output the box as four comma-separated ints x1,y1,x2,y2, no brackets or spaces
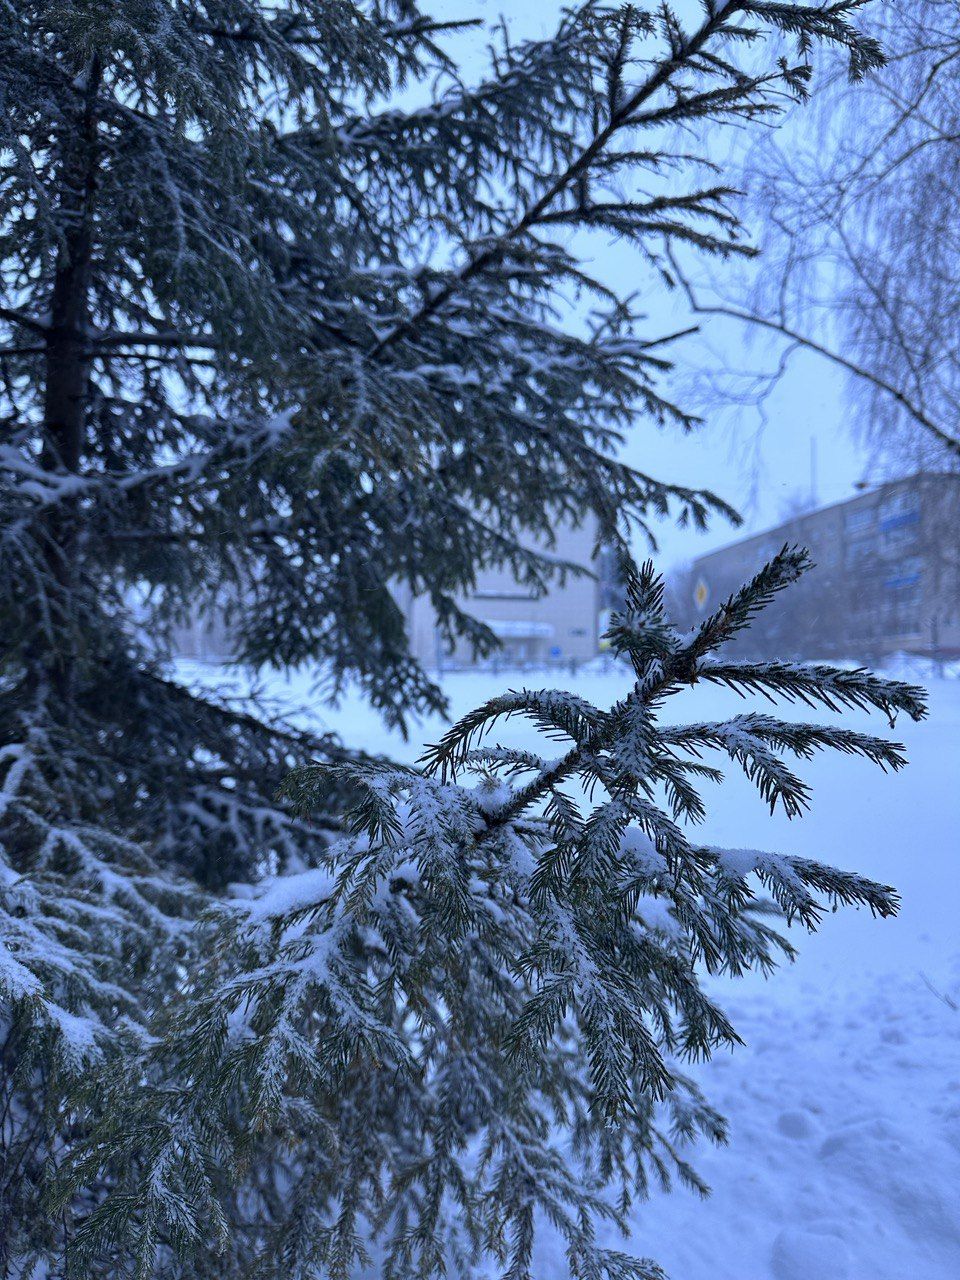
694,577,709,611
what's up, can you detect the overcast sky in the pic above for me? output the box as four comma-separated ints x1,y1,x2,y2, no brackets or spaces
430,0,874,571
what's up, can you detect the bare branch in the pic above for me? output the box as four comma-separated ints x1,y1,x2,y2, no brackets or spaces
669,248,960,460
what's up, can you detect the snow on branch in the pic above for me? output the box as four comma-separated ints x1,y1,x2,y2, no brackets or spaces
66,550,928,1278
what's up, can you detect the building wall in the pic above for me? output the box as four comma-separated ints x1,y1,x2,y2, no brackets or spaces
689,473,960,661
167,604,235,662
400,518,602,668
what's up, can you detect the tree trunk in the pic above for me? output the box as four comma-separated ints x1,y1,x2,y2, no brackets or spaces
39,55,101,693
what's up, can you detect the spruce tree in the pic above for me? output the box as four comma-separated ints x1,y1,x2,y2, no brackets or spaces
0,2,909,1277
59,550,926,1279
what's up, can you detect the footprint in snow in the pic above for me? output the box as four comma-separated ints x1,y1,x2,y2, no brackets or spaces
777,1110,818,1140
771,1227,850,1280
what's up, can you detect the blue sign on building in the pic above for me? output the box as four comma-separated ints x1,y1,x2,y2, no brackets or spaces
879,511,920,532
884,572,921,590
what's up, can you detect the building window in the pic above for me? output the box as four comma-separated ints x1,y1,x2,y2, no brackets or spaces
845,536,874,567
883,556,922,592
472,588,537,601
880,522,918,555
845,506,874,533
879,490,920,524
817,537,841,567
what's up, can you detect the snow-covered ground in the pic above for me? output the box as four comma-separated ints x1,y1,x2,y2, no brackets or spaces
183,661,960,1279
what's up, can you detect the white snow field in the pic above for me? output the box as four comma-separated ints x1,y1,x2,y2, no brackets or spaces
184,663,960,1279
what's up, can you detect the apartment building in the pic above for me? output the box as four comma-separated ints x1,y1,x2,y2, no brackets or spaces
689,472,960,662
399,517,607,669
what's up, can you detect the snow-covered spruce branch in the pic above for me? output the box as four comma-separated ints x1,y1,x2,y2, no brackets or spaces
0,672,344,1063
695,658,926,720
367,0,883,361
425,544,919,825
62,551,925,1279
659,713,907,817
